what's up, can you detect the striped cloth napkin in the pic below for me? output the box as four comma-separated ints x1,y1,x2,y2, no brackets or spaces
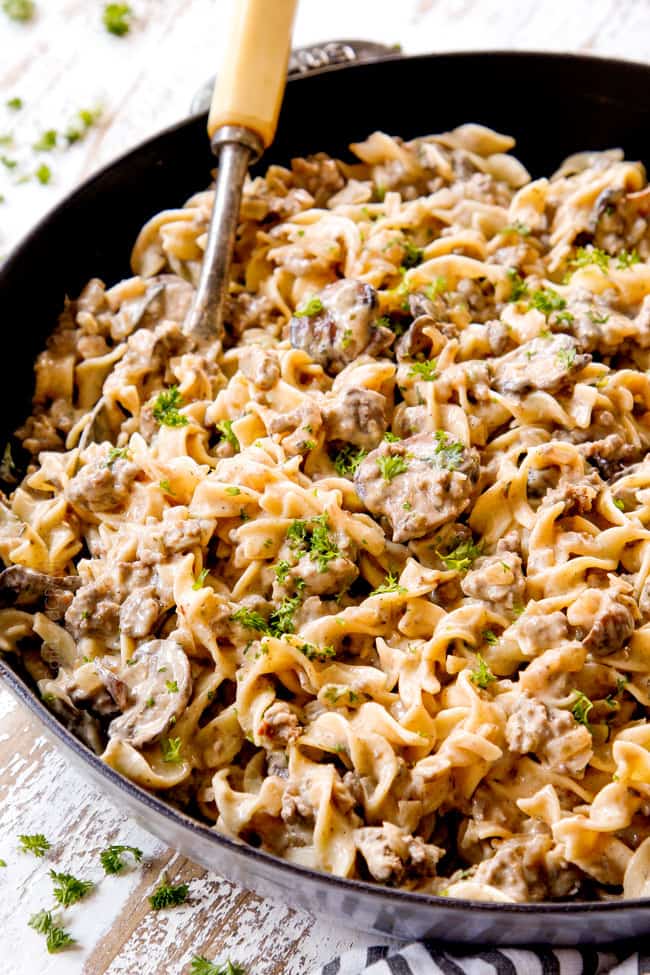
315,944,649,975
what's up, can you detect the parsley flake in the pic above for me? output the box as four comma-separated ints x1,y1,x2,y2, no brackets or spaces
616,249,641,269
377,454,408,481
161,737,183,764
529,287,566,316
369,571,407,596
299,641,336,662
33,129,57,152
49,869,93,907
570,246,610,272
2,0,34,21
507,268,529,302
557,346,577,369
190,956,247,975
28,910,75,953
152,386,188,427
192,568,209,590
571,690,594,729
295,296,323,317
470,654,496,689
103,2,132,35
149,874,189,910
216,418,240,452
19,833,50,857
408,358,438,381
106,445,130,467
99,844,143,875
332,444,367,477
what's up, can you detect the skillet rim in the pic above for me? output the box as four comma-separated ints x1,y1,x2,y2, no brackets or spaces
2,47,650,920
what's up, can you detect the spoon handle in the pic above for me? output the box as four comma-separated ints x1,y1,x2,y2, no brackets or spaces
208,0,299,148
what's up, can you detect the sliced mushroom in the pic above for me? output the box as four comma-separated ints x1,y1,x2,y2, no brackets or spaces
108,638,191,748
0,566,81,620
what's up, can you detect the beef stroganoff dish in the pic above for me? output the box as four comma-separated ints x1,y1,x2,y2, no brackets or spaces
6,123,650,903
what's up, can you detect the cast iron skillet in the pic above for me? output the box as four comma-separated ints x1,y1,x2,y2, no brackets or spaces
2,50,650,945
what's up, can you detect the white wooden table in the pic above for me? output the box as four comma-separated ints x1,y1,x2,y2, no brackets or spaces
1,1,650,971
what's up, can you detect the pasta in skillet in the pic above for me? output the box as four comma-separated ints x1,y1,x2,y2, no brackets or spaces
5,123,650,901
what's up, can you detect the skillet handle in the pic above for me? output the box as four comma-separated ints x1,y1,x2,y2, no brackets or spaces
207,0,298,149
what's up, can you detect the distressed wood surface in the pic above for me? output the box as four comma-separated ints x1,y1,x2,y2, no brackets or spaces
1,0,650,972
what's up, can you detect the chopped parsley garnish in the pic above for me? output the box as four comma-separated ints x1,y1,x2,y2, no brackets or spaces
103,2,132,35
616,249,641,269
571,690,593,728
613,498,625,511
333,444,367,477
190,956,247,975
401,240,423,269
570,246,610,272
369,571,406,596
33,129,57,152
376,313,408,337
106,445,130,466
0,859,5,867
166,680,179,693
1,155,17,169
65,107,102,144
507,268,529,301
431,430,464,470
160,737,183,764
470,654,496,689
287,514,340,572
424,276,447,300
377,454,408,481
19,833,51,857
231,608,268,632
6,97,22,110
152,386,188,427
274,560,291,584
384,431,400,442
268,592,302,636
29,910,75,953
557,346,577,369
501,221,530,237
529,288,566,315
408,358,438,381
149,874,189,910
216,418,240,452
588,310,609,324
192,568,209,590
482,629,498,645
35,163,51,184
99,844,143,875
49,869,93,907
2,0,34,21
295,296,323,317
225,486,241,495
159,479,175,495
299,642,336,662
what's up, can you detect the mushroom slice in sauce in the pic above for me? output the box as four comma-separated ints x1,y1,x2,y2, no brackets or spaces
0,565,81,620
354,431,480,542
108,638,191,748
289,279,393,375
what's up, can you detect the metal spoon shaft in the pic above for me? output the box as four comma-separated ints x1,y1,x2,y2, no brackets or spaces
184,139,252,342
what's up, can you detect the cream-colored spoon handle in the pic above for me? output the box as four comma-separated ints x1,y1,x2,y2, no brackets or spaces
208,0,298,147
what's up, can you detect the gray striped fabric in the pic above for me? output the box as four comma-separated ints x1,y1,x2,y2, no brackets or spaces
315,945,647,975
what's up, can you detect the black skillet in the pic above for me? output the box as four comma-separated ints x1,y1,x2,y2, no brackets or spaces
1,48,650,945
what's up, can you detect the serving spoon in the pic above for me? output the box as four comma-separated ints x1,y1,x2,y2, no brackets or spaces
184,0,299,342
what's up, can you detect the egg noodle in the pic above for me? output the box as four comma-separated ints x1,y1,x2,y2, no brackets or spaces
5,124,650,902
